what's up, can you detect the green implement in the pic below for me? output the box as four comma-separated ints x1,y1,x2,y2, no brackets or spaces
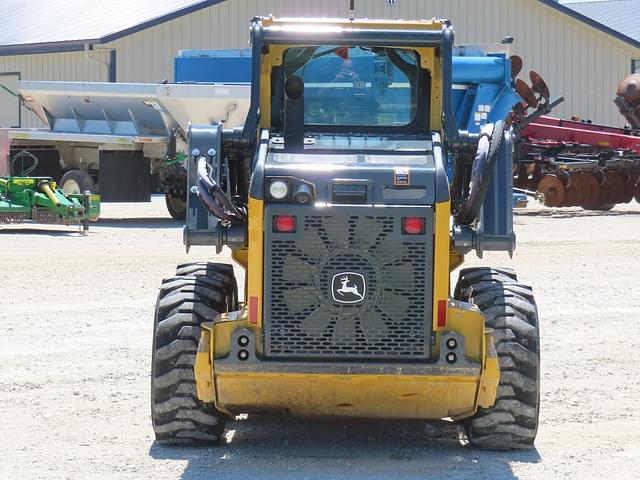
0,176,100,229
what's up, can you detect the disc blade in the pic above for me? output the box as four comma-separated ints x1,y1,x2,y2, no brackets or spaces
372,235,409,265
605,170,624,204
323,216,350,247
529,70,550,100
579,172,601,209
294,229,327,262
380,290,410,321
283,286,319,315
358,308,388,342
510,55,523,79
282,256,316,284
516,79,538,108
384,263,415,290
300,305,333,336
537,174,565,207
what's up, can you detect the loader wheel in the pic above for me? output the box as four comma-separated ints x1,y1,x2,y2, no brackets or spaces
165,193,187,221
455,267,540,450
151,267,236,444
60,169,96,195
453,267,517,299
175,262,239,311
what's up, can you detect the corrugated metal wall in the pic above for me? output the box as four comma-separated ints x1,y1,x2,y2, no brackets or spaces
104,0,640,126
1,0,638,127
0,50,109,127
102,0,640,126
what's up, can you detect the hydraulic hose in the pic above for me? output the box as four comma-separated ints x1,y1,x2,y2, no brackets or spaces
196,157,246,222
456,120,504,225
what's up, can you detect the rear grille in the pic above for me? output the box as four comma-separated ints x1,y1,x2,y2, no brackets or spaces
264,206,433,360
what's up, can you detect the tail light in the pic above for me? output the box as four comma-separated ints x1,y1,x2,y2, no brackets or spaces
273,215,296,233
437,299,447,328
402,217,425,235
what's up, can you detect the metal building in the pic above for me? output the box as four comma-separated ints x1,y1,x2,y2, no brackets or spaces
0,0,638,128
564,0,640,75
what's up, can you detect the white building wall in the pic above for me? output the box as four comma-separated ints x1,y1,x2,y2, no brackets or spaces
0,50,109,127
0,0,638,127
104,0,640,126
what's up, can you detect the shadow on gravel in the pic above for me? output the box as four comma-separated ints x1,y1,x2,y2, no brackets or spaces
96,218,181,229
149,416,541,480
515,208,640,219
0,227,86,236
0,217,181,233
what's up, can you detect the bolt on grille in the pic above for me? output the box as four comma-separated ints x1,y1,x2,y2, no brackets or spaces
265,209,432,360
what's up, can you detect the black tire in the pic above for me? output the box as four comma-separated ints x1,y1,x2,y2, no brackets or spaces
151,266,236,444
175,262,239,311
165,194,187,221
455,267,540,450
60,169,96,195
453,267,517,300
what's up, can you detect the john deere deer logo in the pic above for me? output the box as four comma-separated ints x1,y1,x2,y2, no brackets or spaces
331,272,366,304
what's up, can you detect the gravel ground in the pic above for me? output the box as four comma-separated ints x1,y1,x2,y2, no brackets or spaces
1,195,639,480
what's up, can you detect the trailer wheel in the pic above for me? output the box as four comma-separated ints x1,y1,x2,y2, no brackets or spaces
165,194,187,221
60,169,95,195
455,267,540,450
151,267,236,444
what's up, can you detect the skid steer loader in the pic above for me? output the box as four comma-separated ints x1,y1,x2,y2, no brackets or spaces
151,16,540,449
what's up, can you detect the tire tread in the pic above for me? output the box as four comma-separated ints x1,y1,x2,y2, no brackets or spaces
455,267,540,450
151,264,236,444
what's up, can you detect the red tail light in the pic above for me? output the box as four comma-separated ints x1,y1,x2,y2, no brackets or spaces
273,215,296,233
437,299,447,328
402,217,425,235
249,296,258,324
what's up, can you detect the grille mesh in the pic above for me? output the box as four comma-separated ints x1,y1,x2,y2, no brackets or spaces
265,212,431,360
